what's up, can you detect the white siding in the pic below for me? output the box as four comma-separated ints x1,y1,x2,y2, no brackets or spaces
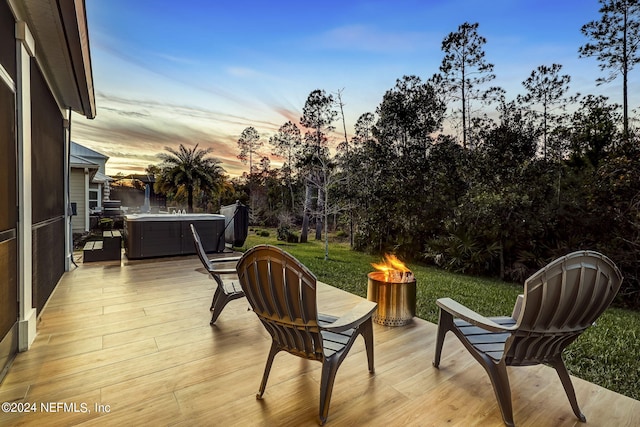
70,169,86,232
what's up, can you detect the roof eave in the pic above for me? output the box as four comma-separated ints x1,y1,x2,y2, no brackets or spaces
11,0,96,119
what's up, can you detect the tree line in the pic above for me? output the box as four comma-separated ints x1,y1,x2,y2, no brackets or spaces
148,1,640,307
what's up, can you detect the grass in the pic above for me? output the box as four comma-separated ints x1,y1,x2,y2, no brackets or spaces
240,228,640,401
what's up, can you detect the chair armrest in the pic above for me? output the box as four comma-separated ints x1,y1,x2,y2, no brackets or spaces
208,256,242,263
436,298,515,333
322,301,378,333
208,268,237,275
511,294,524,319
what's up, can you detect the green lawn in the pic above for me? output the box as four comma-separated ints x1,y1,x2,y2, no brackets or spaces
239,229,640,401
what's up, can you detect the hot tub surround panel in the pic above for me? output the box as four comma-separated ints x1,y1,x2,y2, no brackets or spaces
124,214,225,259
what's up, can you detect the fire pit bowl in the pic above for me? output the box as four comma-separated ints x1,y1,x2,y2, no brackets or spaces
367,271,416,326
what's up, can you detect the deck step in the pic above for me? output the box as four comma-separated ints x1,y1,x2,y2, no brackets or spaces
83,241,103,251
83,241,104,262
83,235,121,263
102,230,122,261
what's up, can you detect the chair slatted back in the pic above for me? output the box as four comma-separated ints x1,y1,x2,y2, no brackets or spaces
506,251,622,365
236,245,323,361
190,224,213,271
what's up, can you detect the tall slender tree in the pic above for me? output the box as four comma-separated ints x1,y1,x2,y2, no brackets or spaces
306,154,344,260
237,126,262,175
336,112,376,247
353,112,376,146
518,64,574,159
269,121,302,212
299,89,337,242
439,22,495,148
237,126,263,217
334,88,354,246
579,0,640,139
300,89,337,157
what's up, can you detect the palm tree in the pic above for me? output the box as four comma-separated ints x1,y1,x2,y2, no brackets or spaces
155,144,225,213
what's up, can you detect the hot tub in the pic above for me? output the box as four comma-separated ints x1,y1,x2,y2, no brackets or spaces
124,213,225,259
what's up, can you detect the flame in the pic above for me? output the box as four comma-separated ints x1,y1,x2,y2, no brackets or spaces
371,254,412,281
372,254,410,272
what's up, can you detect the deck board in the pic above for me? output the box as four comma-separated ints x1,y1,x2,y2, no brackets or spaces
1,254,639,426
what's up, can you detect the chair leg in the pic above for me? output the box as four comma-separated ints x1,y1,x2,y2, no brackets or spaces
210,289,230,325
319,359,339,425
360,317,375,373
549,357,586,422
483,359,514,427
210,285,221,311
257,341,279,399
433,308,453,368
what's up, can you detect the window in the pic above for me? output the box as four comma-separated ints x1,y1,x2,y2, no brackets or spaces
89,186,99,210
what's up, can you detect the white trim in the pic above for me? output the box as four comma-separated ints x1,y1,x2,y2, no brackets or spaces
84,168,90,231
88,183,100,210
0,64,14,91
64,110,72,271
16,21,35,350
15,21,35,58
18,309,37,352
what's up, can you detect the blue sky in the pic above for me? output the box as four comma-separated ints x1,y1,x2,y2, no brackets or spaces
73,0,638,176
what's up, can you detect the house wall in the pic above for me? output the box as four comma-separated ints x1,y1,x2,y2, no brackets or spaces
1,0,95,371
8,0,85,356
70,168,88,232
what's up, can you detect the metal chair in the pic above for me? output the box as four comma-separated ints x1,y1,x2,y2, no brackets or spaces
236,245,377,425
433,250,623,426
190,223,243,324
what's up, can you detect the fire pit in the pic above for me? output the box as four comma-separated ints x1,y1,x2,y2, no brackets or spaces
366,254,416,326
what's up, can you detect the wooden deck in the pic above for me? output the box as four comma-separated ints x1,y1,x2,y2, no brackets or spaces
1,253,639,426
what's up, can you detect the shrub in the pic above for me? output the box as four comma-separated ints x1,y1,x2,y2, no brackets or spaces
277,224,289,241
277,224,298,243
258,230,270,237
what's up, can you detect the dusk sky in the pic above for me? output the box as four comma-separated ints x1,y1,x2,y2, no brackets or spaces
72,0,639,177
